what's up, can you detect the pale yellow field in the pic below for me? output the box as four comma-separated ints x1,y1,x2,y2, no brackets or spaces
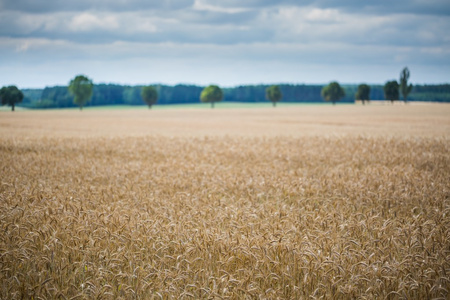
1,104,449,299
1,104,449,138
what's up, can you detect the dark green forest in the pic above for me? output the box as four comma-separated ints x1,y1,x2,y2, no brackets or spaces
20,83,450,109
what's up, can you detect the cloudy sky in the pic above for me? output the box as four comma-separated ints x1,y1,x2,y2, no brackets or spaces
1,0,449,88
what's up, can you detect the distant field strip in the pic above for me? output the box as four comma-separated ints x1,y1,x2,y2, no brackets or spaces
0,105,449,298
0,104,449,138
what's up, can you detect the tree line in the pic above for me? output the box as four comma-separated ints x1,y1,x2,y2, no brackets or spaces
16,82,450,110
2,67,450,111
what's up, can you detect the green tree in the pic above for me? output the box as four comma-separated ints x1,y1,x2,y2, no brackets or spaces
141,86,158,109
384,80,399,103
200,85,223,109
0,85,24,111
68,75,93,110
266,85,282,107
321,81,345,105
399,67,413,103
355,84,371,105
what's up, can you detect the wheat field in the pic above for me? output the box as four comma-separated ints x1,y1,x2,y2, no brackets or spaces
1,104,449,299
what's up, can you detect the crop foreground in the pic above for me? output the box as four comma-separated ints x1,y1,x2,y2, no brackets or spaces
0,132,449,299
1,106,450,299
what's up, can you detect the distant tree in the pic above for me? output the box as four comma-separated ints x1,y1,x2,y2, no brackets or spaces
399,67,413,103
321,81,345,105
384,80,399,103
200,85,223,109
42,86,73,108
0,85,24,112
266,85,282,107
68,75,93,110
355,84,371,105
141,86,158,109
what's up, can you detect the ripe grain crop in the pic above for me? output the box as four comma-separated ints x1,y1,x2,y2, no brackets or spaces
1,106,449,299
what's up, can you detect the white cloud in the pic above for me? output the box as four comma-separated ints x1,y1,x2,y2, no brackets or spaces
193,0,249,13
69,13,120,32
15,40,31,52
305,8,341,23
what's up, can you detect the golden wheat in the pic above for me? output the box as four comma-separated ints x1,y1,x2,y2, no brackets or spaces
0,107,449,299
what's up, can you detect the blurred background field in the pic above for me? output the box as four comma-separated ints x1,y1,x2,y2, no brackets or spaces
1,103,449,138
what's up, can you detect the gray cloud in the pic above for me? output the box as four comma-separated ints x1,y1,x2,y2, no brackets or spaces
0,9,267,44
5,0,446,15
204,0,450,16
2,4,448,47
0,0,194,13
317,0,450,16
0,0,449,87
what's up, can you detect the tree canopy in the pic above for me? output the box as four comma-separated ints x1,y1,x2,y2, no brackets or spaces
200,85,223,108
321,82,345,105
0,85,24,111
355,84,370,105
400,67,413,103
384,80,399,103
68,75,93,110
265,85,282,107
141,86,158,108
